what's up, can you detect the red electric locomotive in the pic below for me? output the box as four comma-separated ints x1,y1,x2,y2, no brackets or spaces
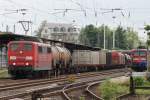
8,41,52,77
131,49,147,71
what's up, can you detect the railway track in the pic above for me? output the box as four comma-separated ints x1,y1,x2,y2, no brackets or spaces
62,70,125,100
0,68,129,100
86,81,104,100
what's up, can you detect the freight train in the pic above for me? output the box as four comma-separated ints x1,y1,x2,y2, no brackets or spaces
7,41,130,78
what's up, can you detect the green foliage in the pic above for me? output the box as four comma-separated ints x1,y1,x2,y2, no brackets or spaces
67,75,76,83
133,77,144,86
79,24,99,47
137,45,146,49
124,27,140,49
115,26,128,49
147,32,150,36
79,24,140,50
147,40,150,46
79,96,85,100
144,25,150,31
99,80,128,100
0,69,10,78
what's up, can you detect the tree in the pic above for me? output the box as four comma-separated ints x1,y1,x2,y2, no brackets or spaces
115,26,128,49
35,20,47,37
79,24,98,47
79,24,140,50
126,27,140,49
144,25,150,46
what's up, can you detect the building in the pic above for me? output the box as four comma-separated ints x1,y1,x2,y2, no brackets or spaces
41,23,80,43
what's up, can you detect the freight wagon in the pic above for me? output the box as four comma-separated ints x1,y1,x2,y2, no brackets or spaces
72,50,126,72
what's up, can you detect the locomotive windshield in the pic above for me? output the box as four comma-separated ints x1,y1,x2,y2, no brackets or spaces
133,52,139,56
133,51,146,56
139,51,146,56
10,43,32,51
10,43,19,51
24,44,32,51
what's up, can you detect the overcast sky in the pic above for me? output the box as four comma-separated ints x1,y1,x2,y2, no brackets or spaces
0,0,150,41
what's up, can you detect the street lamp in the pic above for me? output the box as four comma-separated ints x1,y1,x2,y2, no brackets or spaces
100,8,122,49
104,25,106,49
112,16,116,49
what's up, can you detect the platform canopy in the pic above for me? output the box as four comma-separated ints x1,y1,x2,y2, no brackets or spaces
0,32,100,51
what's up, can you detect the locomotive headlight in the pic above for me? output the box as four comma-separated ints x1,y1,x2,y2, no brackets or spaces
141,58,146,60
25,56,33,60
13,62,16,66
25,62,29,66
133,58,138,60
10,56,16,60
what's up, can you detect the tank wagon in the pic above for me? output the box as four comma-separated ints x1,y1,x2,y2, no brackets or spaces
7,41,127,78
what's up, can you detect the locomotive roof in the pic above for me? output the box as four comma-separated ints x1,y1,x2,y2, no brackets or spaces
8,41,51,47
131,49,147,51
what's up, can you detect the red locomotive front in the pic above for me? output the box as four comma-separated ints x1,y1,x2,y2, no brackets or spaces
8,41,52,78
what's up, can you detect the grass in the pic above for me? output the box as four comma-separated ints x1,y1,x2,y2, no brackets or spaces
98,77,150,100
0,68,10,78
99,80,128,100
136,89,150,95
135,77,150,95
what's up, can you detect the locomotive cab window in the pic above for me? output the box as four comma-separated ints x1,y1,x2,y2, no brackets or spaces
38,46,43,53
24,43,32,51
140,51,146,56
47,47,51,53
43,47,47,53
133,52,139,56
10,43,19,51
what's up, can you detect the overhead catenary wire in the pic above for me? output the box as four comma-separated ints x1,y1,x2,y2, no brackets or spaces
2,0,150,31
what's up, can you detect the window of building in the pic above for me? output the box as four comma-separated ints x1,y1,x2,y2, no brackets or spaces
53,27,59,32
48,28,53,32
68,27,73,32
73,28,77,32
60,27,66,32
45,29,48,33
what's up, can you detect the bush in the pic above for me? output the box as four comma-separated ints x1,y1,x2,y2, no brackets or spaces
145,72,150,81
67,75,76,83
133,77,144,86
0,69,10,78
99,80,128,100
79,96,85,100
